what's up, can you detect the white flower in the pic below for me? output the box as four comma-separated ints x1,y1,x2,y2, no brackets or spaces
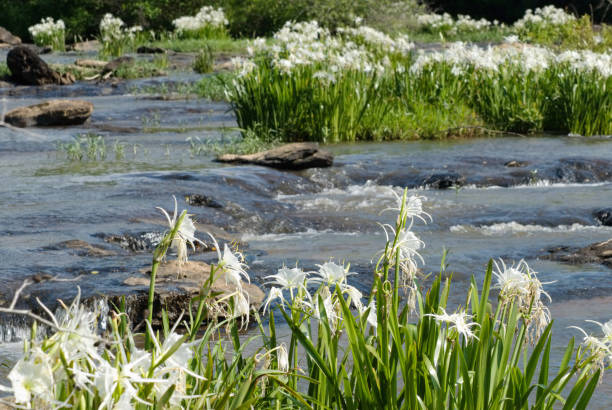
428,308,479,343
8,347,54,405
277,343,289,372
157,195,202,264
265,266,308,295
311,261,355,287
263,287,285,314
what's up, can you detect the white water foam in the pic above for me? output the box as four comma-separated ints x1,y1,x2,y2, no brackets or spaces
462,180,609,190
242,228,362,242
450,221,612,235
277,181,421,212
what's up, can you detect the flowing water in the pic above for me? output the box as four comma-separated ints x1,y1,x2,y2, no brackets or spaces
1,50,612,406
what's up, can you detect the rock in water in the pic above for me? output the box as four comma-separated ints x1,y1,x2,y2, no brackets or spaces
216,142,334,170
102,56,134,74
594,209,612,226
4,99,94,127
7,46,74,85
0,26,21,45
542,239,612,269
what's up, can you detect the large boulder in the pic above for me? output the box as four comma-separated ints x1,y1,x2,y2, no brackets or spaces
0,26,21,45
4,99,93,127
216,142,334,170
6,46,74,85
120,260,265,325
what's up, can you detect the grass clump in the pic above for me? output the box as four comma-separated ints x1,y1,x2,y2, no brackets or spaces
56,133,125,161
193,45,214,74
113,55,168,79
1,191,610,408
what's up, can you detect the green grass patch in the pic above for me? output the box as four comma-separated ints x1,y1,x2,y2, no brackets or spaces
148,37,249,54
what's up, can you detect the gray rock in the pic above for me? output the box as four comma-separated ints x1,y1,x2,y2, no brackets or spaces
0,26,21,45
7,46,74,85
216,142,334,170
422,172,465,189
541,239,612,269
4,99,93,127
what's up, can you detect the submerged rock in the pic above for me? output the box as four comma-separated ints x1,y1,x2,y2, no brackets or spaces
4,99,93,127
504,160,528,167
119,260,264,325
6,46,74,85
186,194,223,208
216,143,334,170
44,240,116,257
422,172,465,189
541,239,612,269
594,209,612,226
0,26,21,45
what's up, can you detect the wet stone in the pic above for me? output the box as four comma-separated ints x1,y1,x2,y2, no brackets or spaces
216,143,334,170
4,99,93,127
541,239,612,269
505,160,528,167
7,46,74,85
137,45,166,54
186,194,223,208
42,240,115,257
103,56,135,74
422,172,465,189
594,209,612,226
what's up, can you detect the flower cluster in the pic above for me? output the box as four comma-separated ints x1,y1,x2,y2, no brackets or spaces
172,6,228,38
514,5,576,31
416,12,498,35
572,320,612,376
493,259,551,343
409,41,612,77
28,17,65,51
99,13,143,57
263,261,376,332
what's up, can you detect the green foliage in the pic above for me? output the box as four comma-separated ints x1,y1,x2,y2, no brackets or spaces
518,15,612,51
148,36,248,53
112,55,168,79
56,134,127,161
0,63,10,79
196,72,233,101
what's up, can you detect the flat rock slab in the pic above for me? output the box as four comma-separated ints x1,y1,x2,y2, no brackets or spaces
541,239,612,269
0,26,21,45
7,46,74,85
119,260,264,325
75,59,108,69
4,99,93,127
216,142,333,170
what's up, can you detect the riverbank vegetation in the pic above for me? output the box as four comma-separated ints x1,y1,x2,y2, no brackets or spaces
0,193,609,408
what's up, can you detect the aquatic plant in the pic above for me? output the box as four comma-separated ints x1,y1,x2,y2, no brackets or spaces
193,45,214,74
0,192,610,408
99,13,146,58
28,17,65,51
227,21,611,141
172,6,229,39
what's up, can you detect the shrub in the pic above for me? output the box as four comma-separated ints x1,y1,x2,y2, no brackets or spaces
193,45,214,73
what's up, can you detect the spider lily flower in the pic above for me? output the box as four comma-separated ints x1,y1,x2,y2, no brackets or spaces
382,189,431,224
570,320,612,377
493,259,552,342
208,234,250,289
263,287,286,314
265,265,309,298
311,261,355,287
427,308,479,343
277,343,289,372
157,195,203,264
8,347,54,405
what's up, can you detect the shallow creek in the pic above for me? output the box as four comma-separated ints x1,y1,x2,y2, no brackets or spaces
1,51,611,405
